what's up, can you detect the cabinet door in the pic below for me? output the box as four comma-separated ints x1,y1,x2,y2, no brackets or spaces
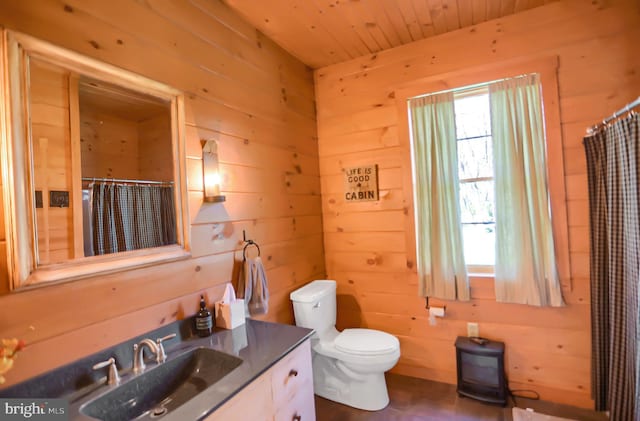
271,340,315,421
206,371,274,421
274,380,315,421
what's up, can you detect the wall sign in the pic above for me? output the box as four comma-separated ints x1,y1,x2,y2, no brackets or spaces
344,165,379,202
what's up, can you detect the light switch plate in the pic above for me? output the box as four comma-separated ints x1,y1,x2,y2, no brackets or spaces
467,322,479,337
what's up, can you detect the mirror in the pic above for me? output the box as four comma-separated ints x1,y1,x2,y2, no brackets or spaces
1,30,190,289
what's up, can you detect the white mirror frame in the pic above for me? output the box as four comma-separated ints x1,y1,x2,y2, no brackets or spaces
0,30,191,290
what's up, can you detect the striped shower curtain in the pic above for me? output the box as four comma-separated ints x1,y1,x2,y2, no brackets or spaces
91,183,176,256
584,112,639,420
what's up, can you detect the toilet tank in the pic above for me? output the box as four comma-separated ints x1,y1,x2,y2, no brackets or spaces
289,280,336,336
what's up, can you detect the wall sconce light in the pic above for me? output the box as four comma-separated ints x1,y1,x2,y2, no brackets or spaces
201,139,226,203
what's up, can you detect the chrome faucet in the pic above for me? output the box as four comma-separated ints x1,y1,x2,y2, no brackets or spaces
133,339,159,374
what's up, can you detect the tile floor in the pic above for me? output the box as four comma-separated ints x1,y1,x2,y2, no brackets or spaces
314,373,607,421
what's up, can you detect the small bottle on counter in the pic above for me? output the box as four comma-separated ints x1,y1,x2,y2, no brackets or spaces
195,295,213,337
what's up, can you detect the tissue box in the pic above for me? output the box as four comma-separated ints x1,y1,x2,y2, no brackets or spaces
215,299,246,329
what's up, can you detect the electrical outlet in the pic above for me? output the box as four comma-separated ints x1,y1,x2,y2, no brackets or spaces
467,322,479,337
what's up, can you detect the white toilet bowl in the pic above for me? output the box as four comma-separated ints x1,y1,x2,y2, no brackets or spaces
290,280,401,411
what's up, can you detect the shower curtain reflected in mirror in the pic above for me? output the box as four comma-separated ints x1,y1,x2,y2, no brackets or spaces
84,183,176,257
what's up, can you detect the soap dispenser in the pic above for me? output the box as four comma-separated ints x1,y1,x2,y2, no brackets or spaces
195,295,213,337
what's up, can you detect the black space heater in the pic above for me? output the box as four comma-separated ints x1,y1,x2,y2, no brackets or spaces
455,336,507,406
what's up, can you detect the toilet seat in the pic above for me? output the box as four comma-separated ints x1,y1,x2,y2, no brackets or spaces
335,329,399,356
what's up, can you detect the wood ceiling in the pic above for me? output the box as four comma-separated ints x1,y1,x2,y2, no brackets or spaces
222,0,555,69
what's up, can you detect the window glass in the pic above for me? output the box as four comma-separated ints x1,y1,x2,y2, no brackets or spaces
459,180,494,223
455,91,495,267
461,224,496,267
457,136,493,179
454,94,491,139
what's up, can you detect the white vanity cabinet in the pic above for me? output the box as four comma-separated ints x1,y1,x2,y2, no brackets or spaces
207,339,315,421
271,339,315,421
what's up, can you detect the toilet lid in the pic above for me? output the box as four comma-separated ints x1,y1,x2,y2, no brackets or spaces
335,329,399,356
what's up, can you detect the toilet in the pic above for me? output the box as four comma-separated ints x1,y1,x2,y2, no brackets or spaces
290,280,400,411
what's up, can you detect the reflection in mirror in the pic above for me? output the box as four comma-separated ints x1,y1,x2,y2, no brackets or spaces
29,58,177,265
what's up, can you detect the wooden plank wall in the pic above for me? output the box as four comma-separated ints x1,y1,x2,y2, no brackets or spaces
30,60,74,265
138,115,173,181
315,0,640,409
0,0,322,388
81,109,173,181
80,109,140,179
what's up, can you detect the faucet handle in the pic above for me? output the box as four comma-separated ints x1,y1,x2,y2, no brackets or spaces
92,357,121,385
157,333,176,343
156,333,177,363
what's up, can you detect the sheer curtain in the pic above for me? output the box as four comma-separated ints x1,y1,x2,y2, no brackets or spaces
584,112,639,420
489,74,564,307
409,92,469,301
91,183,176,255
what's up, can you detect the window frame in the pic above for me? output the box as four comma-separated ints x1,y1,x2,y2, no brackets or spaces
396,56,571,290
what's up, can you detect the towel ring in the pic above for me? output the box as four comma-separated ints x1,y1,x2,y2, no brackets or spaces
242,241,261,260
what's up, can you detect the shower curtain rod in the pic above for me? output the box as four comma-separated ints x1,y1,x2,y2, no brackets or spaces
588,96,640,134
82,177,174,185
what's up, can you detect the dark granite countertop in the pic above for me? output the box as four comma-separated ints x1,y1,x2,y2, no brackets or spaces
0,319,313,421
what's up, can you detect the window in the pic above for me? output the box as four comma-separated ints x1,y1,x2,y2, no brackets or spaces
403,66,568,305
453,89,495,268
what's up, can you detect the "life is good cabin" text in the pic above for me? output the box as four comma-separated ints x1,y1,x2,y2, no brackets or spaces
343,165,378,202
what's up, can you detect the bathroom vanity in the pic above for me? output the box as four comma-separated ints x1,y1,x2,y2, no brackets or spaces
0,319,315,421
208,339,314,421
